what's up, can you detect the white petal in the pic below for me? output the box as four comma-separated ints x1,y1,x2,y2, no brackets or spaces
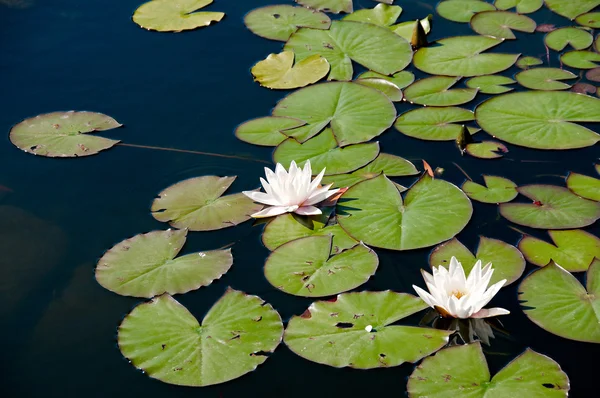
421,269,435,286
471,307,510,318
413,285,438,308
304,185,339,206
308,167,326,192
473,279,506,313
250,206,289,218
242,191,281,206
295,206,322,216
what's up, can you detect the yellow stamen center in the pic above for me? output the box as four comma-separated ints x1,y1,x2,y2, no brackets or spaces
452,290,465,299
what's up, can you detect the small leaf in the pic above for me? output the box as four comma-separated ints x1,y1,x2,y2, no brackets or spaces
404,76,478,107
515,67,577,91
465,141,508,159
470,11,536,40
133,0,224,32
465,75,515,94
251,51,329,89
516,55,543,69
244,5,330,42
462,175,518,203
561,51,600,69
545,27,593,51
566,171,600,201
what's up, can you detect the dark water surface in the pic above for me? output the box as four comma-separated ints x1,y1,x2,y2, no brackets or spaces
1,0,599,396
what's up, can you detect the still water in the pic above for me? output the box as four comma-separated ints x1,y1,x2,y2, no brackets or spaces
1,0,599,396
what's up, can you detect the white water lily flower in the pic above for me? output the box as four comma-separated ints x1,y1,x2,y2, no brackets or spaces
413,256,510,319
243,160,339,218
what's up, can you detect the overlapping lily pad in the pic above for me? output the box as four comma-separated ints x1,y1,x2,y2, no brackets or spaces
495,0,543,13
264,236,378,297
436,0,496,23
465,141,508,159
273,129,379,175
244,5,331,41
461,175,518,203
518,229,600,272
429,237,525,285
576,12,600,28
404,76,478,106
235,116,305,147
284,291,451,368
297,0,353,14
132,0,224,32
337,175,472,251
567,172,600,201
251,51,329,89
272,82,396,145
151,176,262,231
95,229,232,297
343,3,402,26
357,70,415,89
475,91,600,149
395,107,478,141
561,50,600,69
284,21,412,81
545,27,594,51
499,185,600,229
118,290,283,386
519,263,600,343
390,16,432,41
413,36,519,77
516,67,577,90
408,343,569,397
544,0,600,20
465,75,515,94
470,11,536,40
9,111,122,157
355,78,403,101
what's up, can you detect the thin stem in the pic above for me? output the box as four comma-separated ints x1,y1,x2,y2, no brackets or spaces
117,143,271,164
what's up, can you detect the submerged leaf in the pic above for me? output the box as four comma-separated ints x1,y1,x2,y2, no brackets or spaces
133,0,224,32
244,5,330,41
251,51,329,89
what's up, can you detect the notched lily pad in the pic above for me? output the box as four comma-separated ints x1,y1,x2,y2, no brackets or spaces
567,171,600,201
395,107,478,141
95,229,232,297
561,50,600,69
343,3,402,26
576,12,600,28
545,27,593,51
251,51,329,89
544,0,600,20
133,0,224,32
244,5,331,42
235,116,305,147
461,175,518,204
404,76,478,107
470,11,536,40
516,55,543,69
9,111,122,158
465,141,508,159
494,0,543,13
436,0,496,23
465,75,515,94
515,67,577,91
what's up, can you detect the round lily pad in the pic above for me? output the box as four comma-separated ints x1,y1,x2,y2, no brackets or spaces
465,141,508,159
576,12,600,28
494,0,543,13
414,36,519,77
96,229,232,298
284,291,452,368
516,55,543,68
461,175,518,204
408,343,569,397
499,185,600,229
475,91,600,150
567,172,600,201
519,263,600,343
321,153,418,188
9,111,122,158
264,236,378,297
357,70,415,89
273,128,380,175
465,75,515,94
151,176,262,231
395,107,477,141
561,50,600,69
436,0,496,23
545,27,593,51
343,3,402,26
337,174,472,251
118,290,283,386
285,20,412,82
518,229,600,272
545,0,600,20
515,67,577,90
272,82,396,145
429,236,525,286
244,5,331,42
404,76,478,107
470,11,536,40
296,0,353,14
251,51,329,89
132,0,224,32
235,116,305,147
355,78,403,101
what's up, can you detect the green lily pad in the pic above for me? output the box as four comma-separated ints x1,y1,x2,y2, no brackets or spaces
337,175,472,251
567,172,600,201
273,128,380,175
272,82,396,145
408,343,569,397
284,291,452,368
343,3,402,26
9,111,122,158
235,116,305,147
516,55,543,68
429,236,525,286
519,262,600,343
544,0,600,20
262,211,357,253
414,36,519,77
436,0,496,23
499,184,600,229
494,0,543,13
465,75,515,94
576,12,600,28
516,67,577,90
545,27,594,51
475,91,600,149
357,70,415,89
321,153,418,188
151,176,262,231
390,16,432,41
264,236,378,297
251,51,329,89
561,50,600,69
95,229,232,298
461,175,518,204
132,0,224,32
596,34,600,52
118,290,283,386
470,11,536,40
404,76,478,107
355,78,403,101
465,141,508,159
395,107,478,141
518,229,600,272
284,20,412,81
244,5,331,42
296,0,353,14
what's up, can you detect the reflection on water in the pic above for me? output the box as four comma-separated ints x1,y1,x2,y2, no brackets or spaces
0,0,34,9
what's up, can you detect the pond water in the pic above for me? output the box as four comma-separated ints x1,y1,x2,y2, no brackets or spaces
1,0,599,396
